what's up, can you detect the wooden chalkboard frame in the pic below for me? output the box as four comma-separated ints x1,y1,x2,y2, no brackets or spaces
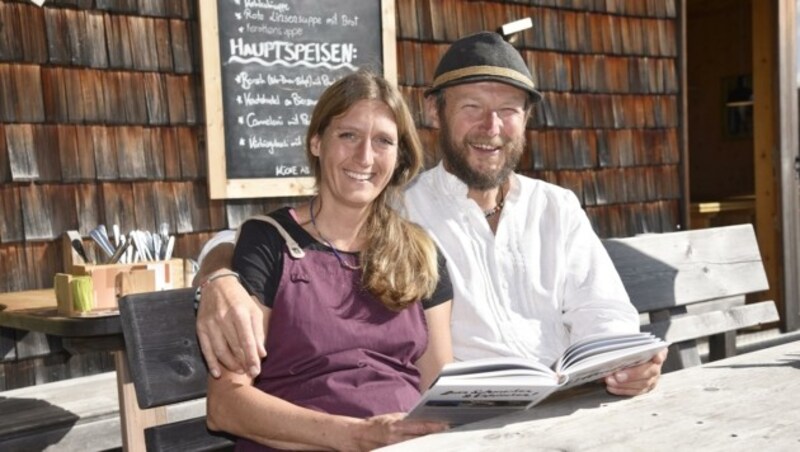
199,0,397,199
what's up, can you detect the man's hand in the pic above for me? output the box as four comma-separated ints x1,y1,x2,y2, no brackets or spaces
605,348,668,396
196,268,267,378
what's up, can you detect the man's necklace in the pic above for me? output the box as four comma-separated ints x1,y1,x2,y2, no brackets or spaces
309,197,361,270
483,187,505,219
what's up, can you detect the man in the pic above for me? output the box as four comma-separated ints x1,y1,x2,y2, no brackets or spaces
195,31,665,396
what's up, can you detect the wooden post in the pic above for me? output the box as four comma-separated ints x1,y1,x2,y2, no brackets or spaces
752,0,783,316
114,351,167,451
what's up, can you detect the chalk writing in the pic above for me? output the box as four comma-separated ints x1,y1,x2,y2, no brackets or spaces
244,0,290,13
246,113,284,127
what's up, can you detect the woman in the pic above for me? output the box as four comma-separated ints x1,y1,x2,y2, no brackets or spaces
206,71,454,451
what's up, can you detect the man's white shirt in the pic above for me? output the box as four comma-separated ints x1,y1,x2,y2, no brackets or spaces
403,163,638,365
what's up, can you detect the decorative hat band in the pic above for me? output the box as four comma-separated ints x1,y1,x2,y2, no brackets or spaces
431,65,536,91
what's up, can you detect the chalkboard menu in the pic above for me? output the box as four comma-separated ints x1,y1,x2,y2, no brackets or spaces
200,0,396,199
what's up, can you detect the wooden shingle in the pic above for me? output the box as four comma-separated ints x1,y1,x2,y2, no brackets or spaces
0,3,22,62
0,243,29,291
47,183,79,244
6,124,39,181
84,10,109,68
176,126,198,178
207,186,227,231
79,69,102,123
95,0,138,14
132,181,157,232
143,72,168,125
0,65,13,122
159,126,181,179
129,16,157,71
75,183,101,237
121,72,148,124
73,125,97,180
190,181,210,232
18,2,47,64
100,182,136,233
116,126,148,180
143,127,165,179
150,180,178,234
44,7,70,65
138,0,166,17
0,185,23,243
0,124,9,182
165,74,187,124
172,181,194,233
41,67,69,122
169,19,193,74
57,125,82,182
66,8,89,66
102,71,123,124
92,125,119,180
104,14,134,69
21,183,54,240
11,64,45,122
166,0,194,20
33,125,62,182
153,18,173,72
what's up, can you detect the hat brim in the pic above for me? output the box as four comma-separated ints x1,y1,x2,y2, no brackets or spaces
424,75,543,103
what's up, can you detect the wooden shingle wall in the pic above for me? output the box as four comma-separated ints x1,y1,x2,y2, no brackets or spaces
0,0,286,390
0,0,682,389
0,0,291,294
397,0,682,237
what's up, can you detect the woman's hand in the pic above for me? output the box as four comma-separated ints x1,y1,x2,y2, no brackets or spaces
340,413,449,451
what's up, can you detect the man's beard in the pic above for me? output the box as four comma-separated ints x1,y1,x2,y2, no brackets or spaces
438,121,524,190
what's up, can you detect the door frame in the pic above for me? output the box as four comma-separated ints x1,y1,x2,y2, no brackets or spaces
778,0,800,331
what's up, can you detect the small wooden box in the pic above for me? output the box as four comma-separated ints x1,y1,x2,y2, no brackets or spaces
55,259,185,317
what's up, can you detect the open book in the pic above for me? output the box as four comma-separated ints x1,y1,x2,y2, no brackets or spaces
408,332,668,425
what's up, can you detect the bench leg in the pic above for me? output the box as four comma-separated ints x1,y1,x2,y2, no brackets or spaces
114,351,167,452
708,331,737,361
650,308,702,372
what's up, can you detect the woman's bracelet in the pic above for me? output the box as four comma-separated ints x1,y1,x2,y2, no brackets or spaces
194,271,241,309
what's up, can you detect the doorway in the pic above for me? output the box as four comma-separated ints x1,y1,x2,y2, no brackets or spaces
685,0,800,331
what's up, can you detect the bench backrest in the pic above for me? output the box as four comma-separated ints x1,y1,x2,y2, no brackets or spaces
118,288,233,451
603,224,779,371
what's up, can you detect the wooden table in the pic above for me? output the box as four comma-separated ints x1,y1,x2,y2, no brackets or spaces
0,289,166,452
379,340,800,451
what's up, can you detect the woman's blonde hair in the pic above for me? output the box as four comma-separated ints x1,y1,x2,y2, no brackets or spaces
306,70,438,310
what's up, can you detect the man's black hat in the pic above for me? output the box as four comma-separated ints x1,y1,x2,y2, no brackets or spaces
425,31,542,102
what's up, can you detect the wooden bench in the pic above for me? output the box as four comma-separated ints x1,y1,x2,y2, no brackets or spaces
0,370,205,451
0,372,121,451
118,288,234,451
603,223,780,372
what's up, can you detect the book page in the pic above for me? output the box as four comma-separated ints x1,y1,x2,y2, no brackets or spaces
559,332,654,367
557,337,668,389
437,356,554,377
